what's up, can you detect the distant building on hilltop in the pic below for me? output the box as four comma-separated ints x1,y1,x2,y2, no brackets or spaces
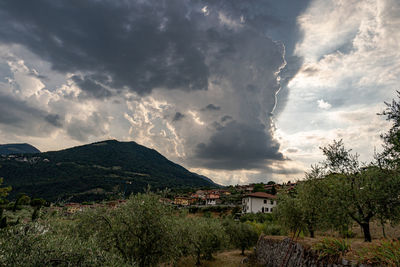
242,192,277,214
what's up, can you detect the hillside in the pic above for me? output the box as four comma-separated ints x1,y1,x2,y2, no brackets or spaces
0,140,218,202
0,143,40,155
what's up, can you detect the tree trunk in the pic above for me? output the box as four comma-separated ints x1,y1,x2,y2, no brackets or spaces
308,225,315,238
361,222,372,242
196,250,201,265
380,219,387,239
241,247,245,255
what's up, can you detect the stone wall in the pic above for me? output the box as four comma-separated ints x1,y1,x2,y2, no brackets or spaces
254,236,369,267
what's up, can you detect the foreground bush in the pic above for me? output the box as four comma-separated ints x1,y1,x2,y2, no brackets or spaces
224,220,259,255
357,240,400,266
77,193,179,267
182,217,228,265
312,238,351,260
0,221,122,267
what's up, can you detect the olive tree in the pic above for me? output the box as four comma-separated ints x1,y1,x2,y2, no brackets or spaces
224,220,259,255
78,193,179,267
183,217,227,265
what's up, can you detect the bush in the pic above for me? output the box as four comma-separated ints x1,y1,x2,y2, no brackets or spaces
312,238,351,260
262,223,286,236
357,240,400,266
240,213,273,223
0,221,122,267
183,217,227,265
77,193,179,267
224,221,259,255
188,206,199,213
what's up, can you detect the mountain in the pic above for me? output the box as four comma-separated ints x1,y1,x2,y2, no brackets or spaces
0,140,218,202
0,143,40,155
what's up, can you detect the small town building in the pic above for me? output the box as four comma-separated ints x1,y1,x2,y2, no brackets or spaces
174,196,195,206
205,193,220,205
242,192,277,214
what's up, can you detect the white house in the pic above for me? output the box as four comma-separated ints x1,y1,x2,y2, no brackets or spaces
242,192,277,214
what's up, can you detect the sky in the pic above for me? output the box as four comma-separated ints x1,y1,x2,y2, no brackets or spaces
0,0,398,185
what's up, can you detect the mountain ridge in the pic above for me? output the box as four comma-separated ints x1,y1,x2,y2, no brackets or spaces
0,143,40,155
0,140,218,202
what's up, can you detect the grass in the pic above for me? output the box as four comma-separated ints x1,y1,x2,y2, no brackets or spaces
356,239,400,266
312,237,351,260
176,250,253,267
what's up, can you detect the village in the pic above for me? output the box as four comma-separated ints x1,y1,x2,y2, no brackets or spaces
57,181,297,215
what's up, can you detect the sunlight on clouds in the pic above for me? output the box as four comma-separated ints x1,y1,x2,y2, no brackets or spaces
277,0,400,175
317,99,331,110
188,110,205,126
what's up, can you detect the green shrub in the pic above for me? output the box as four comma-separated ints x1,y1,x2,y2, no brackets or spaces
357,240,400,266
203,211,212,218
224,221,259,255
77,193,179,267
0,221,123,267
312,238,351,260
182,217,228,265
262,223,286,236
240,213,273,223
188,206,199,213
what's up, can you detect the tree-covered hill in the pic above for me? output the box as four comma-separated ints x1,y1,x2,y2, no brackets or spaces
0,140,218,202
0,143,40,155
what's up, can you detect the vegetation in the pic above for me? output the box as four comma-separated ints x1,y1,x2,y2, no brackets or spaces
224,220,259,255
312,238,351,260
357,239,400,266
275,92,400,242
0,192,236,266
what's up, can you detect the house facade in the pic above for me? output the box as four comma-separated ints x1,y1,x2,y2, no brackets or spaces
242,192,277,213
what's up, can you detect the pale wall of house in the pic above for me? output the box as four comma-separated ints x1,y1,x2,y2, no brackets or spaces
242,197,277,213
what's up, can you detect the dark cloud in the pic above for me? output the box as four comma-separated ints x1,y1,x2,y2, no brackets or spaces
71,74,113,99
194,120,284,170
172,112,185,122
0,93,62,136
221,115,232,122
0,0,209,96
0,0,312,173
66,112,108,142
201,104,221,111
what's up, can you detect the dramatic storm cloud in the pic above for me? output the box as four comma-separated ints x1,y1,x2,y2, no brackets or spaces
6,0,394,185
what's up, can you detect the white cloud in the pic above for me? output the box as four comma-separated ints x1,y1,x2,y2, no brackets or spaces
277,0,399,175
317,99,332,110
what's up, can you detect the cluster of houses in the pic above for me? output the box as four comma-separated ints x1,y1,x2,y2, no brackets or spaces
51,199,127,214
172,182,297,214
173,189,231,206
55,181,297,215
0,154,50,164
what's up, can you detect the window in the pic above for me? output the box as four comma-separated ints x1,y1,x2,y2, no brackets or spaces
265,208,269,212
262,207,264,213
270,208,273,212
270,200,274,205
263,199,267,204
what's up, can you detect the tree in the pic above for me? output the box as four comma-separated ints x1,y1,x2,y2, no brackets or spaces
184,217,227,265
253,183,265,192
378,91,400,168
224,221,259,255
0,178,11,228
275,192,306,235
318,140,400,242
275,167,325,238
79,193,179,267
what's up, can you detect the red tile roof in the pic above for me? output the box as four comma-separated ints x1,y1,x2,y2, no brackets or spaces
246,192,277,199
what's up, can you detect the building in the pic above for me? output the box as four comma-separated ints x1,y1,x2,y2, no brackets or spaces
205,193,220,205
242,192,277,213
174,196,195,206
